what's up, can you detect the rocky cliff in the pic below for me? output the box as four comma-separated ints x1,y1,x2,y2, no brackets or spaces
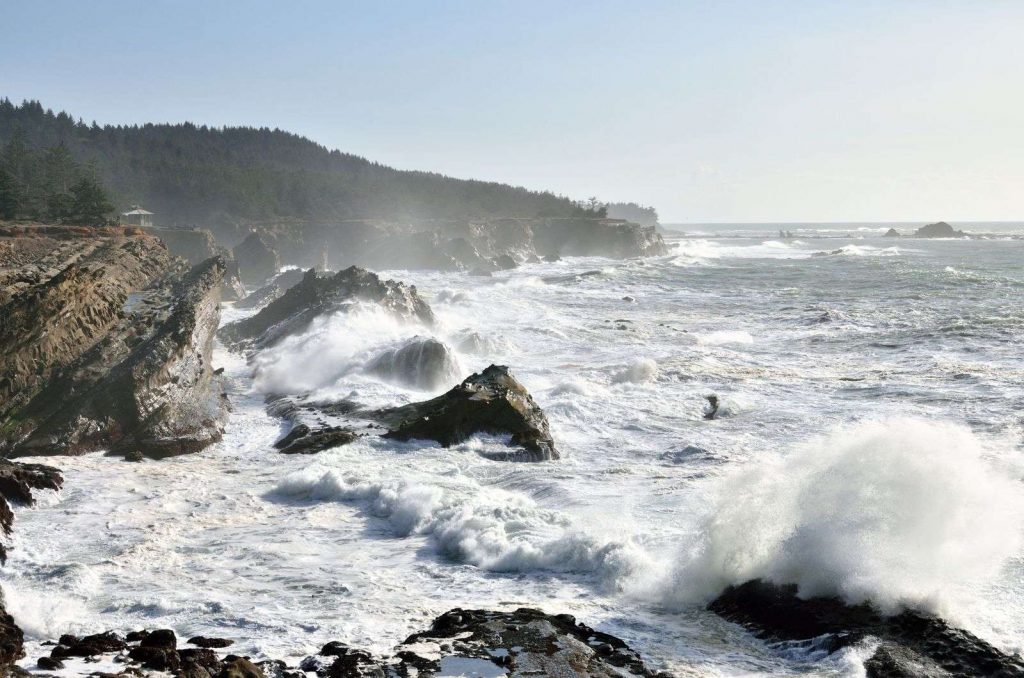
0,226,229,459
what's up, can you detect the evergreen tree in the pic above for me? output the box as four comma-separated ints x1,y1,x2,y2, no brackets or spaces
68,175,113,226
0,168,20,219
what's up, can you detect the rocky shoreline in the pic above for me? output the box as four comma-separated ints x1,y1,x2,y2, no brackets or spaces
2,222,1024,677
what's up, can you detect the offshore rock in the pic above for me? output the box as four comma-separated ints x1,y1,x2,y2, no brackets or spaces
233,232,281,284
273,424,357,455
365,337,462,391
0,586,24,672
376,365,557,461
3,256,229,459
913,221,966,238
709,579,1024,677
218,266,435,350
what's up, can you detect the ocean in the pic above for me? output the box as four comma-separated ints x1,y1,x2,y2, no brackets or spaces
6,223,1024,676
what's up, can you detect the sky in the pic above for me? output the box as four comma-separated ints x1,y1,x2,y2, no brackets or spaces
3,1,1022,223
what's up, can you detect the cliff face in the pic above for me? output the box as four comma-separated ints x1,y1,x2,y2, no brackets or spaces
252,217,669,273
0,227,229,459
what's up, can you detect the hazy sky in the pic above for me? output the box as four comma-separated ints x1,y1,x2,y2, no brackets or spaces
3,1,1022,222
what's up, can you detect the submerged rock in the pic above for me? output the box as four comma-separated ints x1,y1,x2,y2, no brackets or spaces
709,579,1024,677
218,266,435,350
365,337,462,391
273,424,357,455
375,365,557,461
913,221,966,238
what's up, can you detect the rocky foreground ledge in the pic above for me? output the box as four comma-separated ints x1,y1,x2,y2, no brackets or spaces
0,605,668,678
710,579,1024,677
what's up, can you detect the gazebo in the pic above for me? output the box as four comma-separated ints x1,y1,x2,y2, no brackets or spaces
121,206,154,228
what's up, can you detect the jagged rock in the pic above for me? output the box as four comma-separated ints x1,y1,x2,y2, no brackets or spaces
128,645,181,671
883,228,901,237
3,257,229,459
709,579,1024,677
492,253,518,270
365,337,462,390
234,268,305,310
0,587,24,671
218,267,435,350
233,233,280,285
0,231,175,422
141,226,218,266
273,425,357,455
375,365,557,461
913,221,965,238
50,632,127,659
36,656,63,670
140,629,177,650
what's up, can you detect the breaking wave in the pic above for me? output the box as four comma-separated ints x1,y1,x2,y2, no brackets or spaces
650,419,1024,615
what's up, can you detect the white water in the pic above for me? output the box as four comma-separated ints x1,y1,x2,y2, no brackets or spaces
6,232,1024,675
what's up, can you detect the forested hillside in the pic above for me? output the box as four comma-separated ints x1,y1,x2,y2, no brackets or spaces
0,99,599,230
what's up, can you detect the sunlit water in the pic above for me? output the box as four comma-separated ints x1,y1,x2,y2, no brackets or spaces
5,227,1024,676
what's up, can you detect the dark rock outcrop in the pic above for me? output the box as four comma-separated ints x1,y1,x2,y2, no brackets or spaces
883,228,901,237
234,268,305,311
273,424,357,455
365,337,462,391
913,221,966,238
233,232,280,285
218,266,435,350
3,256,229,459
709,579,1024,677
0,587,24,673
0,460,62,562
375,365,557,461
28,608,664,678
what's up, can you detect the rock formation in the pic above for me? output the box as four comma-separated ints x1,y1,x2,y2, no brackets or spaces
245,217,668,273
883,228,901,237
232,232,280,284
913,221,966,238
218,266,435,350
375,365,557,461
1,231,230,458
365,337,462,390
709,579,1024,677
21,608,667,678
234,267,305,310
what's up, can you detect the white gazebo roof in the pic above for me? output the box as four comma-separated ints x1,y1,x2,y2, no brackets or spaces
122,208,154,216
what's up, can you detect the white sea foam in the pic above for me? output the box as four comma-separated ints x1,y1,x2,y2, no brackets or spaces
611,357,659,384
273,465,644,581
697,330,754,346
651,419,1024,615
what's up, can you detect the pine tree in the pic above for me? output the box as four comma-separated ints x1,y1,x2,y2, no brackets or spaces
0,168,21,220
68,175,113,226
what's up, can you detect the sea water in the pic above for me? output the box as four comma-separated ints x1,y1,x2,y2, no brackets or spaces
6,225,1024,676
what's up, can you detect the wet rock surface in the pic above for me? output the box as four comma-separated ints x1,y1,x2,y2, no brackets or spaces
18,609,667,678
0,460,62,562
2,248,229,459
273,424,357,454
218,266,435,350
709,579,1024,677
375,365,557,461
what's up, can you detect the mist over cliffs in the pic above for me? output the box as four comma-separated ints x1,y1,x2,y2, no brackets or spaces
0,99,604,233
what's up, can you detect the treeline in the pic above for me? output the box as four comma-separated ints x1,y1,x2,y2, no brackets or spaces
0,135,114,225
0,99,605,232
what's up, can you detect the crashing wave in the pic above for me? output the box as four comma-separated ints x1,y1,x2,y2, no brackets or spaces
365,337,463,391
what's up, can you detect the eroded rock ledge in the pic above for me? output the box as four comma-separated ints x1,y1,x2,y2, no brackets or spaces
709,579,1024,677
1,227,229,459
